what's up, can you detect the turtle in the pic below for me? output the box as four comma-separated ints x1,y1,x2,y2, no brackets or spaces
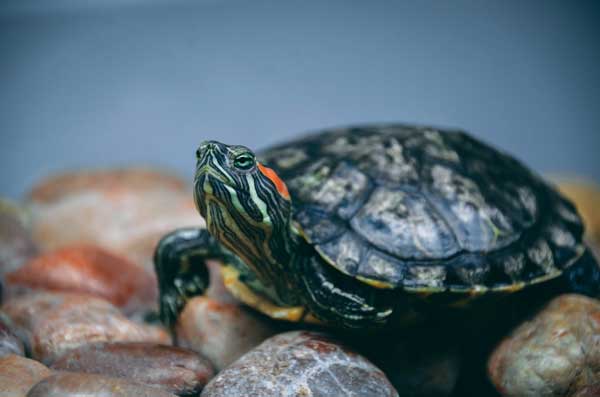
154,124,600,330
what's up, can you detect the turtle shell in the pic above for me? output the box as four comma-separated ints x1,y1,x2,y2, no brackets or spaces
258,125,585,292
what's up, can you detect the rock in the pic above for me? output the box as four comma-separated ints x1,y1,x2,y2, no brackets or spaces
176,296,277,371
27,168,202,270
200,330,398,397
2,291,170,364
205,261,237,304
0,311,24,357
5,245,156,314
27,372,177,397
0,355,52,397
488,294,600,397
0,199,38,279
51,342,214,396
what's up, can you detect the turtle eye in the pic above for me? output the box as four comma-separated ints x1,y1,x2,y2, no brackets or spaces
233,153,255,170
196,148,202,159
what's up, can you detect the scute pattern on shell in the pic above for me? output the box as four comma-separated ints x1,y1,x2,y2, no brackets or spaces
258,124,585,290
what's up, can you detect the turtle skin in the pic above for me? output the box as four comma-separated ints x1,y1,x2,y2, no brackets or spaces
258,124,586,293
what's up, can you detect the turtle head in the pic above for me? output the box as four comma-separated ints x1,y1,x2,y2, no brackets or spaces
194,140,297,302
194,140,291,221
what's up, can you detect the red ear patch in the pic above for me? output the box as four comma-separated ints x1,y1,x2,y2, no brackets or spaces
258,163,290,200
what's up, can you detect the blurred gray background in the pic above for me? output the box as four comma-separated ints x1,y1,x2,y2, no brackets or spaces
1,0,599,199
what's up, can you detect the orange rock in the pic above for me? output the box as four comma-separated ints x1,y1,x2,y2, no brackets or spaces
176,296,277,370
50,342,214,396
29,168,186,203
2,291,170,364
27,168,203,271
0,355,52,396
6,245,155,312
28,372,177,397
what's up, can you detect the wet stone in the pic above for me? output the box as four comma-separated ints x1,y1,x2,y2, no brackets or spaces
0,199,38,279
27,372,178,397
176,296,277,371
51,342,214,396
27,168,202,270
2,291,170,364
0,354,52,397
488,294,600,397
0,311,24,357
5,245,156,314
200,331,398,397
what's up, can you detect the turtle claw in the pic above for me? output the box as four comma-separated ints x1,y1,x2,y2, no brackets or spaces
154,228,218,329
158,290,183,330
158,274,209,329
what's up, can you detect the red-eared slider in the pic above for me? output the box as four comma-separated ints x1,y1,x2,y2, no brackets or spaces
154,124,599,329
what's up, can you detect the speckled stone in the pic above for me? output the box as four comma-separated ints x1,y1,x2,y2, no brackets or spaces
0,199,38,279
200,331,398,397
0,355,52,397
51,342,214,396
176,296,277,371
27,168,202,270
5,245,156,314
488,294,600,397
27,372,178,397
0,311,24,357
2,291,170,364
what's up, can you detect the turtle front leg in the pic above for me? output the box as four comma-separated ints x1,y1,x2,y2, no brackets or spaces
298,255,394,329
154,227,234,330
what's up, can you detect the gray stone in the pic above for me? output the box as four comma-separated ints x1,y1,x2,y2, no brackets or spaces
200,331,398,397
488,294,600,397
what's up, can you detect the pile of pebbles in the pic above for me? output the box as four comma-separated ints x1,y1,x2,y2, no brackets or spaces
1,168,598,397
